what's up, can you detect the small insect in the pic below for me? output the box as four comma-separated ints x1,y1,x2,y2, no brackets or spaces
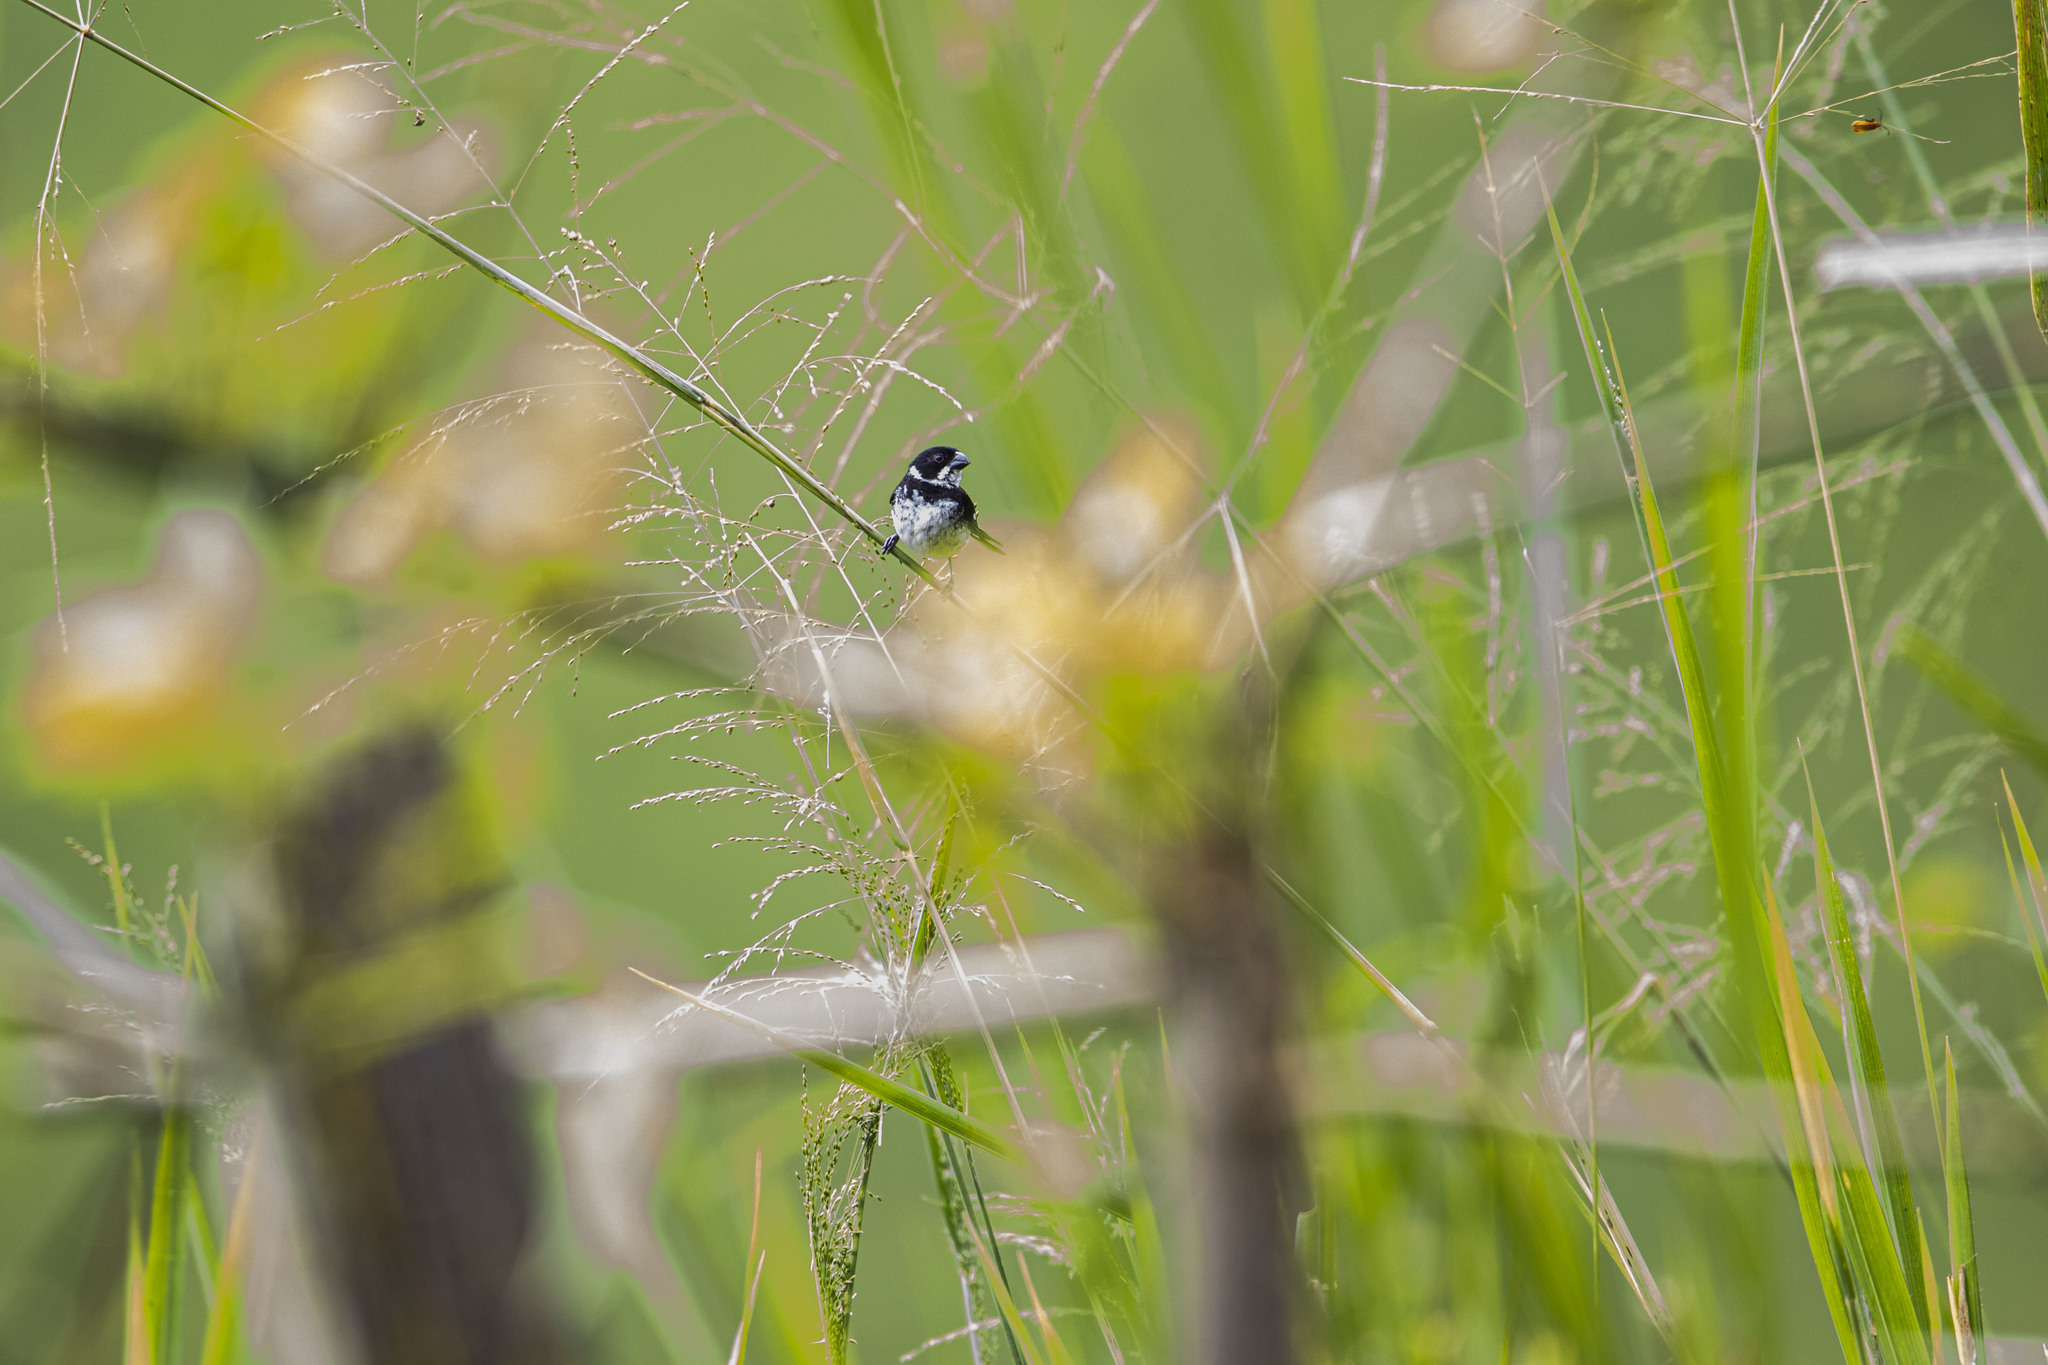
1845,112,1947,143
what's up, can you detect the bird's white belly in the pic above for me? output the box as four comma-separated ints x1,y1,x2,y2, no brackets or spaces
895,498,969,557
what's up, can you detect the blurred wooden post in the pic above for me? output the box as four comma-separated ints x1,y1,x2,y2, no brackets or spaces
258,729,563,1365
1143,695,1301,1365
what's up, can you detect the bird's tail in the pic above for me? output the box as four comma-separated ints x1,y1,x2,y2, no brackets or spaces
970,523,1005,554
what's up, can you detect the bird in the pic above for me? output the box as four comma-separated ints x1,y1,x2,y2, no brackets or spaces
880,445,1003,560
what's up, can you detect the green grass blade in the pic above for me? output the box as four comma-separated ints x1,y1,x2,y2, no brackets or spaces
1834,1159,1932,1365
2004,774,2048,946
1082,124,1244,439
1180,0,1320,312
144,1112,191,1365
966,1222,1053,1365
631,970,1025,1164
1763,886,1864,1365
2000,815,2048,1007
1895,625,2048,780
184,1170,218,1313
1767,881,1931,1365
2016,0,2048,343
1544,205,1774,1077
920,1045,1026,1365
1807,779,1929,1333
199,1141,257,1365
126,1143,148,1365
1943,1040,1985,1350
2003,775,2048,1006
1261,0,1346,273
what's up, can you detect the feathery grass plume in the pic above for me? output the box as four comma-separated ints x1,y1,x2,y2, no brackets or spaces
800,1064,889,1365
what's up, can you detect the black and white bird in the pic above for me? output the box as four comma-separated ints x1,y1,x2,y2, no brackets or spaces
880,445,1003,560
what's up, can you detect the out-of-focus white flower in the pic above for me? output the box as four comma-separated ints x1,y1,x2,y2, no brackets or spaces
322,339,644,585
1282,477,1395,587
0,190,184,378
255,61,497,259
21,510,264,769
1423,0,1547,73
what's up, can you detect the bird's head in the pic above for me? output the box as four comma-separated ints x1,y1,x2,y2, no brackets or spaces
910,445,970,486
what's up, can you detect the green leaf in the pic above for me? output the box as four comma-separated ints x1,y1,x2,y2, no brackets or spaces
1895,625,2048,781
1547,189,1773,1078
1082,123,1244,439
1261,0,1346,273
1762,886,1864,1365
1944,1039,1985,1351
2002,774,2048,1008
143,1112,191,1365
1180,0,1321,312
1807,779,1929,1334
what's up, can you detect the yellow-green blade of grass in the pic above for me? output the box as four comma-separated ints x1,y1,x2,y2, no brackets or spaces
967,1220,1053,1365
1999,815,2048,1006
184,1169,218,1313
1547,198,1772,1075
1763,885,1863,1365
1016,1257,1079,1365
1834,1161,1933,1365
1808,786,1929,1332
1726,113,1778,803
1942,1040,1984,1347
1896,625,2048,781
1082,123,1245,440
1769,887,1931,1365
144,1111,191,1365
918,1046,1027,1365
200,1136,259,1365
630,970,1025,1164
1697,107,1777,846
1683,236,1752,801
1180,0,1322,313
2003,775,2048,994
2016,0,2048,343
1261,0,1347,274
126,1144,149,1365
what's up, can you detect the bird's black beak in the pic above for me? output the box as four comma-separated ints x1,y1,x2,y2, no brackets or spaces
948,453,971,471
